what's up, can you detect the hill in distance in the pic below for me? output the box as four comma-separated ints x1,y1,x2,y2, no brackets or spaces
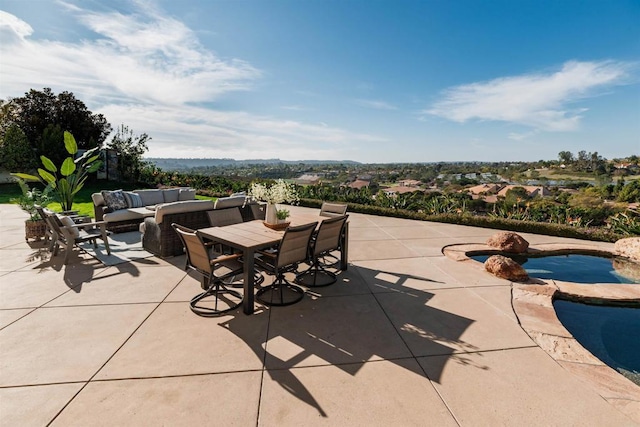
147,158,362,170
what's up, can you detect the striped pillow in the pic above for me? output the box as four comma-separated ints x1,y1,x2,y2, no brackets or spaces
124,191,144,208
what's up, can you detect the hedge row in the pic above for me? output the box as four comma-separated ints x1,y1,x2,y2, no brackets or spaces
298,198,624,243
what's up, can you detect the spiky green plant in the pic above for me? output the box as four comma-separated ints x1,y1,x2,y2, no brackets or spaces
12,131,102,212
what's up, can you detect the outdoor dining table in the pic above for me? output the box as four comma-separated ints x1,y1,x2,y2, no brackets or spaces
198,213,348,315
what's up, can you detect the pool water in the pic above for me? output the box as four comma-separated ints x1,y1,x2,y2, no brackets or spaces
553,300,640,386
471,254,640,284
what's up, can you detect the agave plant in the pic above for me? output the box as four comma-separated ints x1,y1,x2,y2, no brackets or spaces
12,131,102,212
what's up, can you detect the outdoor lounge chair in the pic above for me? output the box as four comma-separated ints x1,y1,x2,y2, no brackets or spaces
37,207,111,264
296,214,348,287
255,222,317,306
172,223,244,317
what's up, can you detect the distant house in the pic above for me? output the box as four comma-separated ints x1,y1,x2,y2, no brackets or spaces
294,174,321,185
397,179,422,187
383,186,421,196
497,185,551,198
349,179,370,190
467,184,501,196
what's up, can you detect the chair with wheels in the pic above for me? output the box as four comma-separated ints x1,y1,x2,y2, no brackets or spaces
296,215,348,287
255,222,317,306
173,223,244,317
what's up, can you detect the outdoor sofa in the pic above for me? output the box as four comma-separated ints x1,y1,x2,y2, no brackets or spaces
92,188,198,232
141,194,263,258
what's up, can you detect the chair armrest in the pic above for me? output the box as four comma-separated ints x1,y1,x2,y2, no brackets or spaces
211,253,242,265
67,221,106,229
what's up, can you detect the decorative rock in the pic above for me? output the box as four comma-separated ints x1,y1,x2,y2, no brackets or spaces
486,231,529,253
614,237,640,262
484,255,529,281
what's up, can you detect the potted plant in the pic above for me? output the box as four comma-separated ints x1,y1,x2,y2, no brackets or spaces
248,179,299,224
12,131,102,212
276,207,290,223
10,177,53,241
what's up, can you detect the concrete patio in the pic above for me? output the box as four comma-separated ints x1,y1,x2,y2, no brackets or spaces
0,203,638,426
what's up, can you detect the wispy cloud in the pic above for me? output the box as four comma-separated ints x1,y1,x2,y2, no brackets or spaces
0,3,383,159
426,60,634,131
353,99,397,110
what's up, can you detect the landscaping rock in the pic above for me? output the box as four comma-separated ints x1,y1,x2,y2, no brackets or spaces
614,237,640,262
486,231,529,253
484,255,529,281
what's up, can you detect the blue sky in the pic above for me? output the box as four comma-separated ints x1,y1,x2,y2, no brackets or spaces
1,0,638,163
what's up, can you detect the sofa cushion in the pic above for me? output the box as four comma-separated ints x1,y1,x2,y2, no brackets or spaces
214,195,247,210
102,190,128,211
104,207,155,223
162,188,180,203
178,188,196,201
134,189,165,206
155,200,215,225
91,192,105,207
124,191,144,208
58,215,80,239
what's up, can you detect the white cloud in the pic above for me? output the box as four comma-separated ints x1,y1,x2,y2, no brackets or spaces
427,60,634,131
354,99,398,110
0,10,33,40
0,4,383,160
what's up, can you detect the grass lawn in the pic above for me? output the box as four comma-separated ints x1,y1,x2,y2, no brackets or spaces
1,181,216,219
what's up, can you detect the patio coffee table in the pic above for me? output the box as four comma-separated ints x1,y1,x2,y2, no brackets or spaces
198,214,348,314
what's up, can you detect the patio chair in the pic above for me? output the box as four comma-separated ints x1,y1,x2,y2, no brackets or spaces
172,223,244,317
38,207,111,264
318,202,348,267
255,222,317,306
207,207,243,227
296,215,348,287
319,202,348,217
250,203,266,220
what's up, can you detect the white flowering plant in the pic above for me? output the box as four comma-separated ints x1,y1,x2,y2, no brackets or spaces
249,179,300,205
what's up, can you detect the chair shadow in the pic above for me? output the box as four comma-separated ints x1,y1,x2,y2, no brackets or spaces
218,264,488,417
25,240,143,292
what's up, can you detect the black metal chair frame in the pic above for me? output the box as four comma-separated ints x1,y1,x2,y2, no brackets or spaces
296,215,348,287
173,223,244,317
255,222,317,306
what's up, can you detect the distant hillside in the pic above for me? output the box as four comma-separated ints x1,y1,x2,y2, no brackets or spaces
146,158,361,170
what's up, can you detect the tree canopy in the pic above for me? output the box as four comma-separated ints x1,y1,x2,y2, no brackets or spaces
0,88,111,169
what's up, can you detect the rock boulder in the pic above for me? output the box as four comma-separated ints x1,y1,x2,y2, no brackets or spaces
486,231,529,253
484,255,529,281
614,237,640,262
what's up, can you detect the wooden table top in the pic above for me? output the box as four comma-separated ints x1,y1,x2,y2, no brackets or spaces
198,213,325,251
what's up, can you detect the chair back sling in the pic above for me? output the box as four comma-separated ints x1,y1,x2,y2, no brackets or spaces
319,202,348,218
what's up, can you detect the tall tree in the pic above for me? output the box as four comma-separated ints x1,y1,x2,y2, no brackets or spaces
558,151,574,165
106,124,151,183
2,88,111,168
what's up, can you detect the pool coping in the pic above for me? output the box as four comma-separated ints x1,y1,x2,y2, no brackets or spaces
443,243,640,423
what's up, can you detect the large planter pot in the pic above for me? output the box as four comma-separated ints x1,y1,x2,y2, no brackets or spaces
25,219,47,242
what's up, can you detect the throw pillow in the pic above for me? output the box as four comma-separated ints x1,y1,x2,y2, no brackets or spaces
101,190,128,211
58,215,80,239
124,191,144,208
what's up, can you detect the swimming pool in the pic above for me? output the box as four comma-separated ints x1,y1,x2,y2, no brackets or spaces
553,299,640,386
470,254,640,284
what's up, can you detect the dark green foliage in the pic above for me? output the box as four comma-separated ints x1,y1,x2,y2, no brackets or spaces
2,88,111,170
0,124,37,171
107,125,151,183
